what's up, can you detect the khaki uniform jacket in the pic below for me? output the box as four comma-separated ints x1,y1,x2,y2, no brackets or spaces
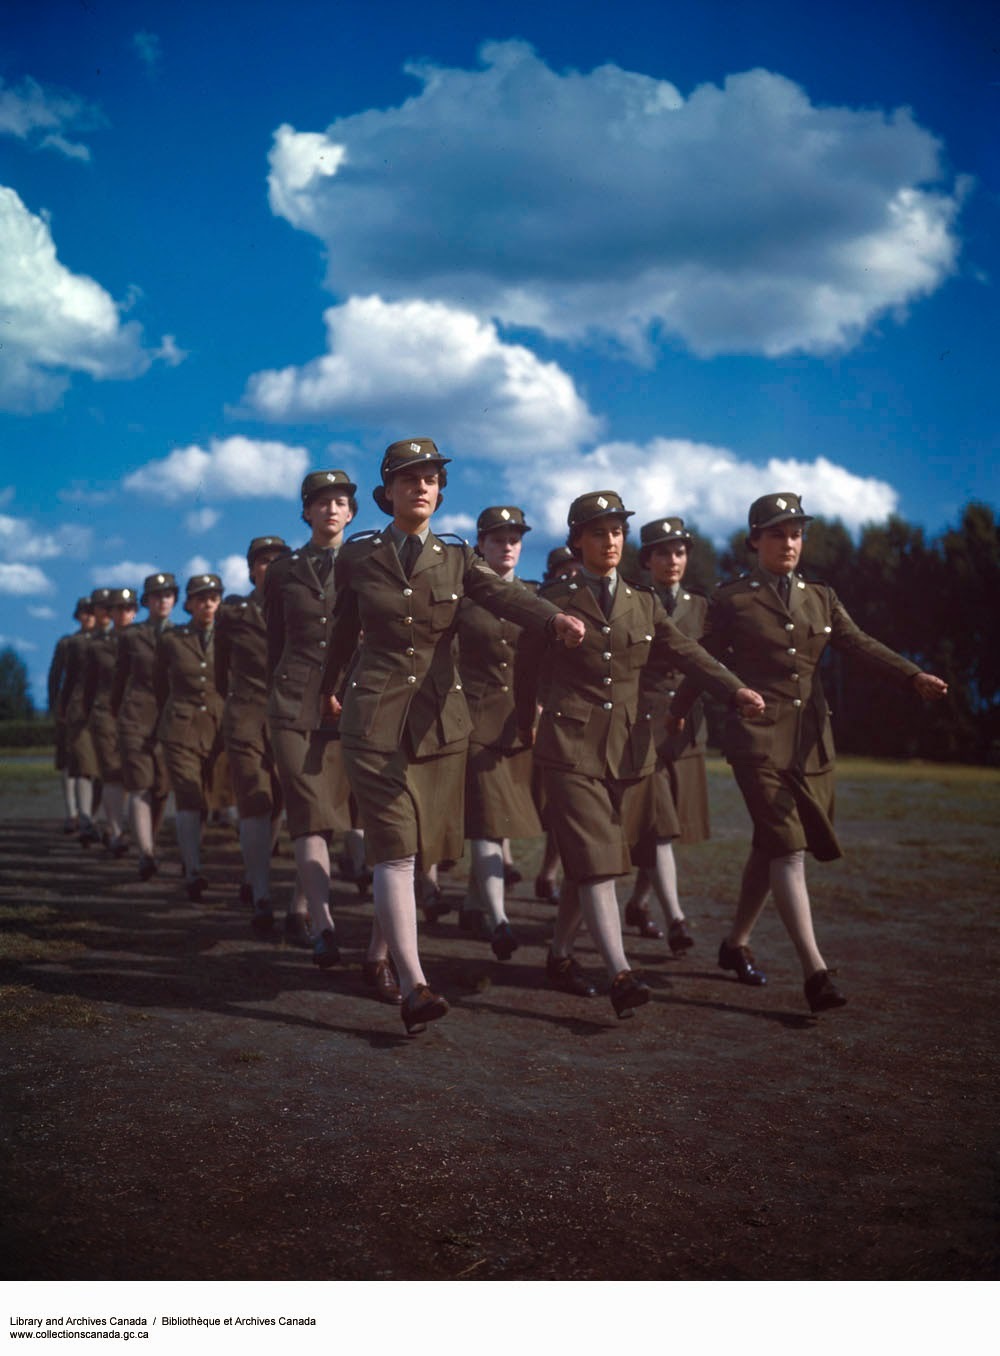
216,591,269,742
112,620,163,733
47,632,73,713
58,629,100,724
154,624,224,751
82,628,120,720
263,548,337,732
515,575,743,781
456,577,538,752
323,532,560,757
672,567,921,772
641,587,710,763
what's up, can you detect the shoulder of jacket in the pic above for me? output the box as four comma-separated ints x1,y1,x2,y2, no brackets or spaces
341,531,382,557
714,574,751,594
539,578,574,602
623,578,655,596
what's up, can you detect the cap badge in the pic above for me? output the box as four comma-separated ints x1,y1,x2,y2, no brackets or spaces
596,496,608,509
410,442,421,454
776,497,787,510
325,473,336,482
663,521,671,532
156,575,164,583
500,509,511,520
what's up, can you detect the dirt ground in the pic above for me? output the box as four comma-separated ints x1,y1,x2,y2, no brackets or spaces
1,757,997,1281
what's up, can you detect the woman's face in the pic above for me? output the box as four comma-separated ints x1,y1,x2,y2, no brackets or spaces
385,468,440,527
305,491,354,545
189,592,220,627
648,542,688,589
147,592,176,621
754,523,804,575
577,518,624,575
251,551,283,590
112,605,137,630
479,526,523,577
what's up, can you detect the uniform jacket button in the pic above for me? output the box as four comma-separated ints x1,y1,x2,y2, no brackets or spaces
602,651,612,660
406,675,416,685
403,588,413,597
785,623,795,632
602,677,612,685
602,701,613,710
787,647,796,655
793,699,802,707
500,685,509,693
405,647,415,656
601,626,611,636
403,616,413,625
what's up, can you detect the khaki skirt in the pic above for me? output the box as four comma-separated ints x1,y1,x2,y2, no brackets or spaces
731,760,840,862
465,742,542,841
343,737,465,869
270,725,350,838
542,767,674,881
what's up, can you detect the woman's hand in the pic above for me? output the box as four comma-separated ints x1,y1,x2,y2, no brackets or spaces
665,715,686,736
553,613,586,647
913,673,948,701
734,687,766,718
323,693,342,724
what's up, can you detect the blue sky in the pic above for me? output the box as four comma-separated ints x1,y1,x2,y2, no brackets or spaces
1,0,997,704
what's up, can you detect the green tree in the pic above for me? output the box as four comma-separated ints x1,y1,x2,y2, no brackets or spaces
0,647,36,720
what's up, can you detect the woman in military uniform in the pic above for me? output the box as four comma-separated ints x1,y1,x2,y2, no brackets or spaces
83,586,139,855
113,572,178,880
48,596,95,834
154,573,225,899
515,492,764,1019
264,471,393,994
216,535,290,937
322,439,586,1033
60,588,112,846
623,517,711,952
670,492,948,1013
456,505,543,960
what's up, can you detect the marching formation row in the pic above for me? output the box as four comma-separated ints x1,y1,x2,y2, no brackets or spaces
47,437,948,1033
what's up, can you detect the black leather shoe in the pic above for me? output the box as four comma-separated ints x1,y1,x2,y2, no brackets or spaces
534,875,559,902
624,897,664,939
283,912,311,946
490,921,520,961
546,950,597,997
401,984,449,1034
138,853,158,882
421,884,451,924
185,874,208,902
78,821,99,848
110,835,130,859
251,901,276,938
610,969,651,1019
312,928,341,969
804,969,847,1013
363,958,402,1005
718,940,767,986
503,864,522,888
667,918,695,954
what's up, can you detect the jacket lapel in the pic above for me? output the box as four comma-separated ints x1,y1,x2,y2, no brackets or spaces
409,532,449,581
748,566,788,619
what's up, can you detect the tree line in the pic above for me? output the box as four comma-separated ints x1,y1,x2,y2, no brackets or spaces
2,500,997,761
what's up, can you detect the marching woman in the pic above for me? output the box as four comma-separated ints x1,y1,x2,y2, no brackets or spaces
153,573,225,899
515,492,764,1019
670,493,948,1012
623,517,711,951
456,505,544,960
61,587,112,846
321,438,586,1034
113,572,178,879
263,471,393,993
216,536,289,937
48,596,95,834
83,586,139,855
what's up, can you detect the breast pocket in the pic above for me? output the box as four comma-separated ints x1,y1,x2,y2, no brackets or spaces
538,695,592,767
626,625,653,669
428,584,460,632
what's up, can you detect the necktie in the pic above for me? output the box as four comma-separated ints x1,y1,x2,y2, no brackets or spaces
599,577,613,618
399,535,421,578
315,550,334,585
662,588,676,616
777,575,791,607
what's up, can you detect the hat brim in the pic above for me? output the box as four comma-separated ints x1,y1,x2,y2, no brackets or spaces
479,522,531,536
303,481,357,507
747,511,814,546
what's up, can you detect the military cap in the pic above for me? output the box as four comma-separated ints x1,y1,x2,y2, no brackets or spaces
477,505,531,536
566,490,634,531
108,587,138,609
373,438,450,514
246,534,288,568
140,572,179,606
747,492,814,539
73,596,95,620
547,545,575,572
183,573,223,607
300,469,357,507
638,516,693,566
90,587,114,609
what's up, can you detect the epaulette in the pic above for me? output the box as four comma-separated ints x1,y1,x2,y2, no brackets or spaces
715,574,750,590
346,529,381,543
622,577,655,595
435,532,471,547
222,593,245,606
539,577,571,599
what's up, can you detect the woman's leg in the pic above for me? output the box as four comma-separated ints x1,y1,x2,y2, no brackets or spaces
239,815,273,905
469,838,508,928
372,856,425,995
578,877,630,979
293,833,334,935
768,850,826,977
726,847,771,946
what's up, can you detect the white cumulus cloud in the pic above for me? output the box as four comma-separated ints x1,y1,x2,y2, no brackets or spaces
124,436,311,502
0,562,53,595
0,513,92,562
243,295,601,456
0,187,164,412
512,442,898,542
267,41,962,357
91,561,163,588
434,513,476,539
185,508,221,534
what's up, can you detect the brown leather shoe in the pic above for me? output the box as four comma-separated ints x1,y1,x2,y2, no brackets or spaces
718,940,767,986
804,969,847,1013
363,958,402,1005
545,950,597,997
610,969,651,1019
401,984,449,1034
624,897,664,939
667,918,694,954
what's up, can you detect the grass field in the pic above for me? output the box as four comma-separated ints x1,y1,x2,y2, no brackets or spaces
1,752,997,1281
